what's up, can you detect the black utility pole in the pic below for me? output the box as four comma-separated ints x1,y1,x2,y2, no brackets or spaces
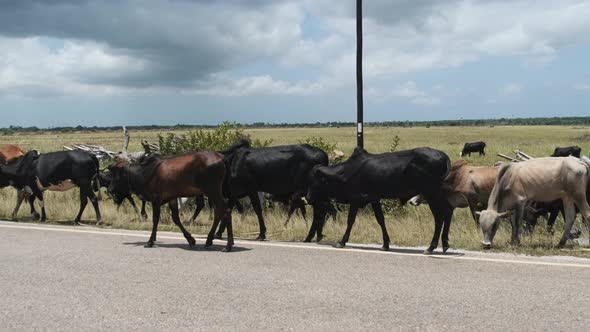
356,0,364,148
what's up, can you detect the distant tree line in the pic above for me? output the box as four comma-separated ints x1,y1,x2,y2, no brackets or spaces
1,116,589,134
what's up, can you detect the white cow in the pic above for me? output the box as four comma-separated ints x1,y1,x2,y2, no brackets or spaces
478,157,590,248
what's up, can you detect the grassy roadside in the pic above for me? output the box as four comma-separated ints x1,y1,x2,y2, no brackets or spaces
0,125,589,258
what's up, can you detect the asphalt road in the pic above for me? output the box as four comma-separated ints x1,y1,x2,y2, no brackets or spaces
1,221,589,331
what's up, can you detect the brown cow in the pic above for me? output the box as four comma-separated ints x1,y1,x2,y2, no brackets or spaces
410,159,499,224
0,144,25,164
478,157,590,248
107,152,234,251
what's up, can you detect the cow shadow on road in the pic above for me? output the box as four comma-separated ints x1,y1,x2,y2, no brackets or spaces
122,241,251,253
314,241,465,257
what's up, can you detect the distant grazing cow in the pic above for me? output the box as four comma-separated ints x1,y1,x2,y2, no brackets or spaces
410,160,499,225
215,139,329,241
478,157,590,248
460,141,486,157
552,146,581,158
0,150,102,224
306,147,452,254
107,152,234,251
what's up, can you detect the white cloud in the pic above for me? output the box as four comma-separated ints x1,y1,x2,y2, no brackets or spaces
184,74,323,97
1,0,590,99
368,81,441,106
500,83,524,95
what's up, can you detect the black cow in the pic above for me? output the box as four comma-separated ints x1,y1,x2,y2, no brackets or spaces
305,147,452,254
216,139,329,240
460,141,486,157
551,146,581,158
0,150,102,224
97,170,145,218
523,201,584,239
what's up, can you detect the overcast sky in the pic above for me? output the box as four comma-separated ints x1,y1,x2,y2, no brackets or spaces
1,0,590,127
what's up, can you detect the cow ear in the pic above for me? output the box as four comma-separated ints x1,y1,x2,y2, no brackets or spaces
498,211,512,219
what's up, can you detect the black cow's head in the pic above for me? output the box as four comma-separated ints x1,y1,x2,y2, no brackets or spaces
306,165,332,204
107,163,130,205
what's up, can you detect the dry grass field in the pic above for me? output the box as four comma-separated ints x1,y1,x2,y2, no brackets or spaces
1,125,590,257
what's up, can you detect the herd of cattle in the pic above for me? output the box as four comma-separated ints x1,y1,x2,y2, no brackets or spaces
0,141,588,253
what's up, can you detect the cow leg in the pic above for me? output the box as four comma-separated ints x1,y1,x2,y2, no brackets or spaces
189,195,206,224
146,202,161,247
12,189,26,220
214,198,236,239
441,206,454,253
74,184,92,225
371,201,390,251
510,204,525,247
206,193,233,252
466,198,480,226
249,193,266,240
140,200,148,221
126,196,141,219
37,193,47,222
558,198,577,248
168,200,196,247
425,202,443,255
303,206,319,242
570,194,590,246
27,195,40,220
86,185,102,225
336,203,360,248
299,203,307,224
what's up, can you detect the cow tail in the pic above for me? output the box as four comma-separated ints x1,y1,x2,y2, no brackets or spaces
91,155,103,201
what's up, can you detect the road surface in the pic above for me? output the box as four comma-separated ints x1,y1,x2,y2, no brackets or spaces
1,221,589,331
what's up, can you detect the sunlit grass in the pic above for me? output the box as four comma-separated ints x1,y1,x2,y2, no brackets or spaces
1,125,589,257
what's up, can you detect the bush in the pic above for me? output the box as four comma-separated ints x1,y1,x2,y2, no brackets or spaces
299,136,344,164
389,135,401,152
158,121,273,155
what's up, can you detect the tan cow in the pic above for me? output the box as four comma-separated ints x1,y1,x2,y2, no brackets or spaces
410,159,499,224
0,144,25,164
477,157,590,248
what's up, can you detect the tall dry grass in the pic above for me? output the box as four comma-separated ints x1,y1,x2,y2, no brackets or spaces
0,126,589,257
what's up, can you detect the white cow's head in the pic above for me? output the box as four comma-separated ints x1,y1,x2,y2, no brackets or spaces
476,210,512,248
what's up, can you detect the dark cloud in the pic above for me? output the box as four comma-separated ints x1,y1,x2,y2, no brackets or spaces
0,0,300,88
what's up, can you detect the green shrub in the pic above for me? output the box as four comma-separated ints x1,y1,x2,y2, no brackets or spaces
389,135,401,152
158,121,273,155
299,136,344,164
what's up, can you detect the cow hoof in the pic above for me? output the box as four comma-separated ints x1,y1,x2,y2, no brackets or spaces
482,244,492,250
215,234,223,240
557,241,566,248
443,247,449,253
96,220,103,226
335,242,345,249
424,246,435,255
222,247,232,253
144,242,154,248
187,237,196,248
256,236,266,241
303,237,312,243
316,234,324,243
204,241,213,248
381,245,390,251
